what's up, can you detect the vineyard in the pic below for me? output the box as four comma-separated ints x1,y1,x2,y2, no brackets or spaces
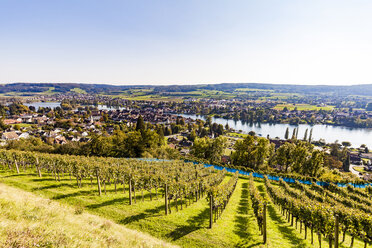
0,149,371,248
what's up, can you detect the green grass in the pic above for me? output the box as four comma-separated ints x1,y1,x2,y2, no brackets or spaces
0,182,174,248
101,89,235,101
0,170,367,248
70,87,87,94
234,88,274,92
253,180,367,248
0,171,261,248
12,123,33,128
226,132,247,138
274,104,334,111
353,166,366,173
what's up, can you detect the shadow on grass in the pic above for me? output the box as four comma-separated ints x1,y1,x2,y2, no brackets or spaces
33,183,73,190
119,203,165,225
234,182,250,237
256,185,266,198
2,173,28,178
267,203,309,248
234,182,264,248
255,182,309,248
32,177,72,182
166,208,209,241
87,197,129,209
52,190,96,200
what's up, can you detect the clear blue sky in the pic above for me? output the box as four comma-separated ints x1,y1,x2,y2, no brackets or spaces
1,0,372,85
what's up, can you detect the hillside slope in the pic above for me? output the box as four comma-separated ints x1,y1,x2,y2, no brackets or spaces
0,183,177,248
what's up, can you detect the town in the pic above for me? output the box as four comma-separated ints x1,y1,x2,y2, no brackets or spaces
0,90,372,183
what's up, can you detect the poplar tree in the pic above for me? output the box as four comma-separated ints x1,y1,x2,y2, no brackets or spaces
303,128,308,141
284,127,289,140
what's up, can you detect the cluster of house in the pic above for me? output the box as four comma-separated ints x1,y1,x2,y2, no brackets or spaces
167,132,193,155
0,103,199,146
0,128,91,145
350,152,372,171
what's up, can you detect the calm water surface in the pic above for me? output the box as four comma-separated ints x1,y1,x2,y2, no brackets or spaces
24,102,125,111
180,114,372,148
24,102,61,110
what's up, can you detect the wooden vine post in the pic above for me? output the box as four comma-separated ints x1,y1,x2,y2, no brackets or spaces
334,214,339,248
263,203,267,244
36,157,42,178
165,183,168,215
129,178,132,205
96,169,101,196
14,159,20,174
209,193,213,229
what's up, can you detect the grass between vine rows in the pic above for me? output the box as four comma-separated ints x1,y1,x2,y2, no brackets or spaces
0,170,368,248
254,180,367,248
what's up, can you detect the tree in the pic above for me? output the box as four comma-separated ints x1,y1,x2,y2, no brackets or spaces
284,127,289,140
156,128,165,145
308,128,313,143
231,136,271,170
205,116,212,126
190,136,226,163
342,141,351,147
291,141,310,173
200,128,208,138
276,142,295,172
216,124,224,136
225,123,229,130
188,130,197,142
207,136,227,163
304,150,324,177
295,127,299,139
0,119,9,131
248,131,256,136
324,155,342,169
303,128,308,141
343,152,350,172
179,118,185,126
291,128,297,140
136,115,145,131
164,126,172,136
330,142,340,158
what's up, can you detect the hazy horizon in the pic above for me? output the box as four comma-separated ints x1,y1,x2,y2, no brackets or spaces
2,81,372,87
2,1,372,85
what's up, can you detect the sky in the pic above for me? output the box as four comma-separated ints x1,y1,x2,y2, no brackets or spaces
1,0,372,86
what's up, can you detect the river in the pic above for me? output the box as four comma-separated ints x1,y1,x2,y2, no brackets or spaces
179,114,372,148
24,102,125,111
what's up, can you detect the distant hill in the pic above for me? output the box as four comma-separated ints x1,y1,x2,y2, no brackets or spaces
1,82,372,97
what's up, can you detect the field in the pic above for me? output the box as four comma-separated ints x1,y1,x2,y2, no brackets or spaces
226,132,248,138
70,87,88,94
0,169,368,248
274,104,334,111
100,89,236,101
